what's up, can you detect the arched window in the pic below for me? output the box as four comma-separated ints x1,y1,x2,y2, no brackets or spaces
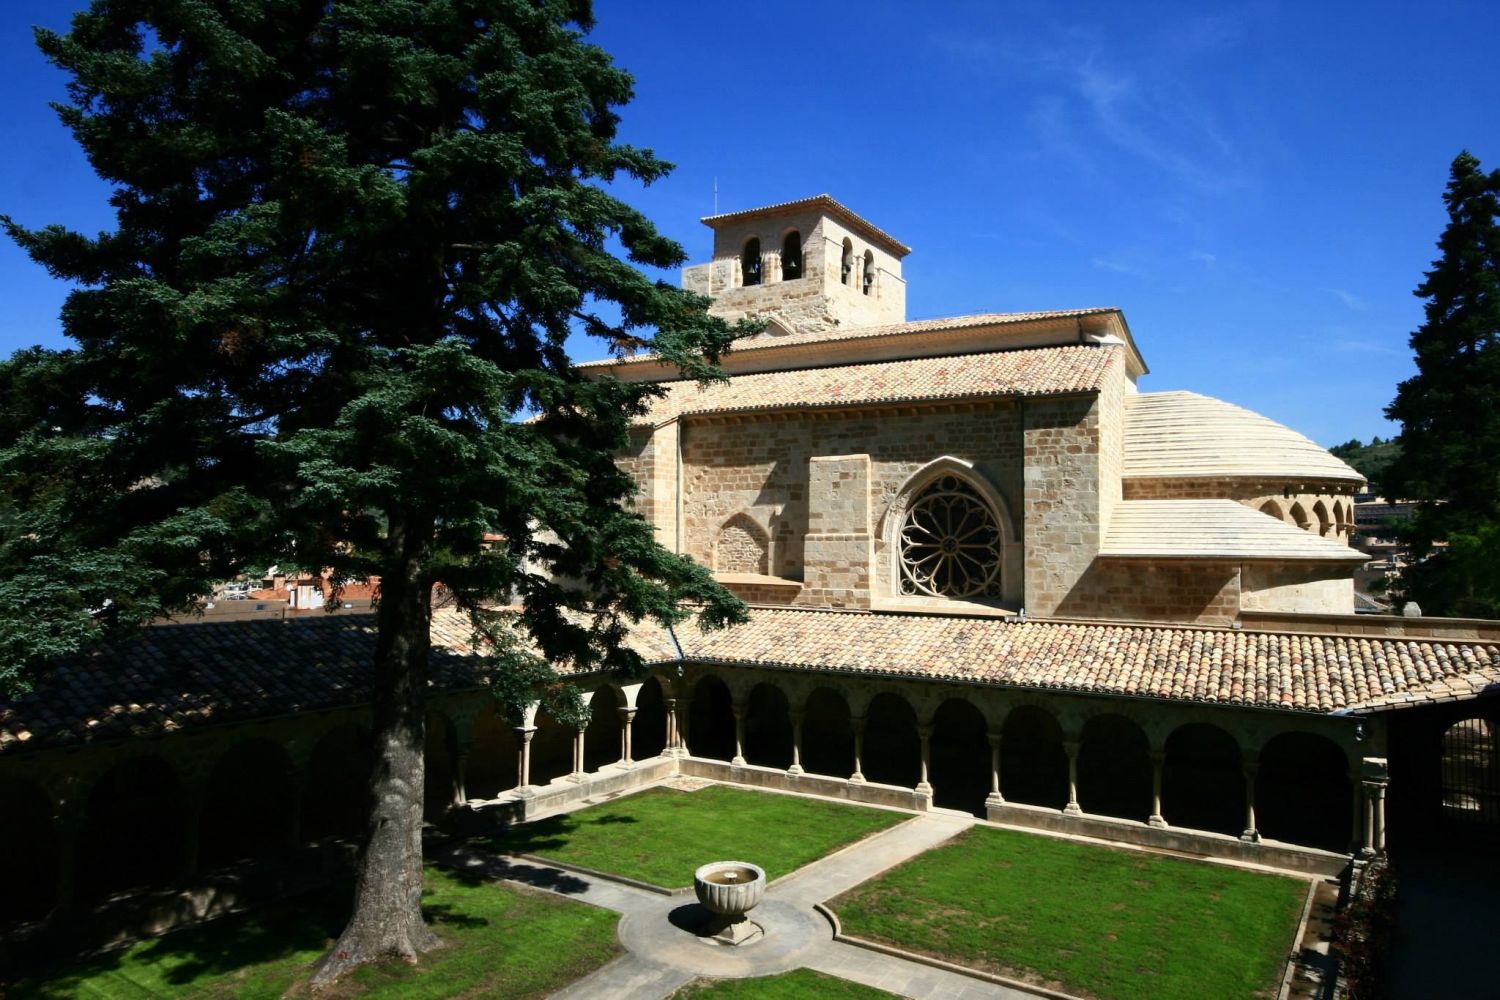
898,475,1002,600
840,238,854,286
862,250,875,295
1258,499,1284,521
1442,718,1499,826
781,230,802,281
741,237,761,287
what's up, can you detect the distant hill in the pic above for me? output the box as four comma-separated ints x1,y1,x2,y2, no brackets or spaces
1329,437,1402,493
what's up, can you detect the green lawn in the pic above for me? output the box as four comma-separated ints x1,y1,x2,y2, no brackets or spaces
671,969,900,998
7,867,618,999
831,826,1307,1000
486,784,906,889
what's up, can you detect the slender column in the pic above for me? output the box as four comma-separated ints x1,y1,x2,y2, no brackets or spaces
452,742,472,808
850,716,867,783
1240,758,1260,843
732,705,747,766
1148,750,1167,828
570,727,587,781
985,732,1004,807
915,725,933,795
1360,779,1389,856
788,710,805,775
664,697,683,756
516,726,537,789
1371,781,1388,855
618,707,637,765
1063,740,1082,816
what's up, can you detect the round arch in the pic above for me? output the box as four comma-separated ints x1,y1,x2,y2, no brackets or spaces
1289,501,1310,530
1256,731,1352,851
1002,705,1067,809
930,698,991,815
200,739,297,869
883,457,1017,604
864,691,921,788
632,676,668,761
744,682,793,769
1258,499,1285,521
1077,714,1152,821
1163,723,1244,836
741,236,762,287
0,778,58,922
302,723,372,843
530,706,575,786
466,708,520,799
584,685,624,772
802,687,855,778
80,754,185,900
1313,500,1333,537
688,674,736,761
781,229,803,281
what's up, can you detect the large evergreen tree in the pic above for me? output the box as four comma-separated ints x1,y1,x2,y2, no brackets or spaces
1384,150,1500,618
0,0,748,982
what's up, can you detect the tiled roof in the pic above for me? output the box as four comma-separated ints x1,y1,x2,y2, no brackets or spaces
671,609,1500,715
1101,500,1368,561
1123,391,1363,484
636,344,1118,424
4,605,1497,754
578,309,1119,371
700,194,912,256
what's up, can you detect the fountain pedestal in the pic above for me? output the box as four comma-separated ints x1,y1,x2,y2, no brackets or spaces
693,861,767,945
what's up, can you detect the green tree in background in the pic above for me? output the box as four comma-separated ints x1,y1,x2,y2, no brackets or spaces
1384,151,1500,617
0,0,748,983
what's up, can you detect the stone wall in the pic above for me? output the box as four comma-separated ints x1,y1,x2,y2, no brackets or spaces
803,455,874,608
1241,563,1355,614
619,422,679,549
1021,393,1104,616
1050,559,1242,625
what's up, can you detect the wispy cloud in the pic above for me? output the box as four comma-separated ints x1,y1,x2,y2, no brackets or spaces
1090,256,1144,276
1190,250,1217,265
1331,338,1402,356
1325,288,1369,311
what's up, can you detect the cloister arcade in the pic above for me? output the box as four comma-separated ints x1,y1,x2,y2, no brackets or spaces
0,663,1398,929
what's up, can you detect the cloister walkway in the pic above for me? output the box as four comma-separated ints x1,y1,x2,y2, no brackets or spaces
433,804,1040,1000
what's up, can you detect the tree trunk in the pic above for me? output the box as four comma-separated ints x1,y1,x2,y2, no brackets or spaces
311,510,442,985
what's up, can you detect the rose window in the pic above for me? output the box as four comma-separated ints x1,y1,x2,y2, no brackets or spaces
898,476,1002,600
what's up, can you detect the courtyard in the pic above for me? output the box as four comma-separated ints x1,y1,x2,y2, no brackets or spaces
5,780,1318,1000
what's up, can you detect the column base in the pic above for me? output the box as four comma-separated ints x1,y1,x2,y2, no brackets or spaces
787,764,804,776
1147,815,1167,829
568,771,588,784
666,746,689,759
848,773,866,785
1240,830,1260,844
731,756,747,767
915,781,933,795
1063,802,1083,817
984,792,1005,807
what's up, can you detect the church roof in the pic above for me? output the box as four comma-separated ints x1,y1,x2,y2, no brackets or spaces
701,194,912,256
636,344,1119,424
1101,500,1367,561
1123,391,1364,484
3,607,1496,754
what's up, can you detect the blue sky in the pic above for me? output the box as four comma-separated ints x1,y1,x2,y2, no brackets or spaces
2,1,1496,447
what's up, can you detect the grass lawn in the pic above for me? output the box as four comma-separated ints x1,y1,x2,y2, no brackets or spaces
831,826,1307,1000
671,969,899,998
485,784,906,889
7,866,618,999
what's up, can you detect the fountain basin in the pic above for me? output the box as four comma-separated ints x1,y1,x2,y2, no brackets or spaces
693,861,766,916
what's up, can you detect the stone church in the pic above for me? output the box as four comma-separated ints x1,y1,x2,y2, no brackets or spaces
0,196,1496,945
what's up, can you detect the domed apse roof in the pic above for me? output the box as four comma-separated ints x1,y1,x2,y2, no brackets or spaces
1123,391,1363,485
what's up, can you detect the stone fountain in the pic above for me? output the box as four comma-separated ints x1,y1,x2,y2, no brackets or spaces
692,860,766,945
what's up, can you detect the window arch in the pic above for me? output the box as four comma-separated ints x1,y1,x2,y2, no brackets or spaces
1258,499,1284,521
1313,500,1333,537
897,474,1003,600
862,250,875,295
741,237,762,287
840,238,854,286
1442,717,1499,826
781,230,802,281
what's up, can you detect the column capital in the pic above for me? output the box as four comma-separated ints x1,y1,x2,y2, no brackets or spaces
850,714,867,734
1062,739,1080,757
917,724,933,741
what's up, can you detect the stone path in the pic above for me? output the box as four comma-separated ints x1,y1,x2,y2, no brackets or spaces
436,810,1043,1000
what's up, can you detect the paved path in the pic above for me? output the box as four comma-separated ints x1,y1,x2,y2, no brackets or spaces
436,810,1042,1000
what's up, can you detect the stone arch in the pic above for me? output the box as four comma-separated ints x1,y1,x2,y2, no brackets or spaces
744,682,794,769
0,777,58,922
200,739,297,870
1440,717,1499,827
80,754,185,900
688,674,736,761
1078,714,1152,821
885,457,1016,603
1258,498,1285,521
424,711,459,820
302,722,372,843
781,229,803,280
802,686,855,778
741,236,762,287
633,675,668,760
715,513,770,575
1313,500,1333,537
530,705,575,786
840,238,854,286
466,708,520,799
1163,723,1244,836
930,698,991,816
1002,704,1068,809
1331,498,1347,536
584,685,624,772
1256,731,1352,851
862,249,875,295
864,691,921,787
1289,501,1310,531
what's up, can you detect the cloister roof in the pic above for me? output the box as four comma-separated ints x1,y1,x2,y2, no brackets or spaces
635,344,1118,425
3,607,1497,755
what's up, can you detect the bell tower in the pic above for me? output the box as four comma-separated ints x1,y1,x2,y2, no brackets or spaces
681,194,910,339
